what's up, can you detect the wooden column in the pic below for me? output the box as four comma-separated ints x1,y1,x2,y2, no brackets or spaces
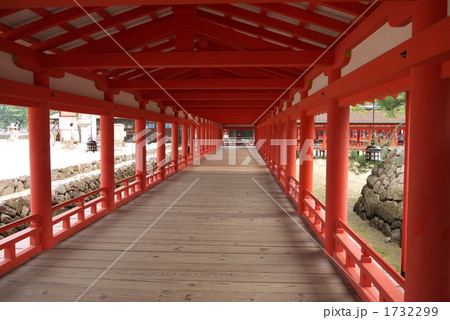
157,110,166,179
135,101,147,192
182,123,188,165
171,120,179,172
405,0,449,301
29,72,53,249
278,119,286,183
101,91,116,212
298,105,315,216
324,69,350,254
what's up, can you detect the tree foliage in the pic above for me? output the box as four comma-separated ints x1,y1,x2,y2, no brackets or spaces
350,92,406,119
0,105,59,129
0,105,28,129
348,92,406,175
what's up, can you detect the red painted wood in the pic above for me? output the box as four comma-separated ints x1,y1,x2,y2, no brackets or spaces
41,51,334,69
100,92,116,212
157,120,166,179
0,0,414,9
405,0,449,302
324,69,349,254
28,72,53,250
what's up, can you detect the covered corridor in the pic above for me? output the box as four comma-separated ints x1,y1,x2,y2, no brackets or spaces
0,0,449,303
0,148,359,302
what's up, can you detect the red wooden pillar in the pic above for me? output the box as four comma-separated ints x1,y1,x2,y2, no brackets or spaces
135,102,147,192
182,123,188,165
401,92,410,277
405,0,449,301
29,72,53,249
189,124,194,159
298,106,314,215
101,91,116,212
157,119,166,180
205,125,210,153
171,121,179,172
324,69,349,254
278,119,286,183
284,117,297,193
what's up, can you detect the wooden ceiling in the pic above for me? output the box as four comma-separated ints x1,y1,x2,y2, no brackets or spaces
0,1,390,124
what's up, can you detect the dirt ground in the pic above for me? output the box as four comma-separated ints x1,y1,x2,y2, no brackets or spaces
297,158,402,272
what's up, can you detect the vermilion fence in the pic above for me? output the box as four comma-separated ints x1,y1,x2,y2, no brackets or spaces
0,153,197,276
270,158,405,302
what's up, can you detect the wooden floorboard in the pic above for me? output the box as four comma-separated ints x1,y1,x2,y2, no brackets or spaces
0,147,360,302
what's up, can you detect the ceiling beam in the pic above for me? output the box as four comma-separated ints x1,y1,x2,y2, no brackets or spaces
143,92,281,101
108,78,294,89
203,4,335,46
41,50,334,69
196,10,322,51
31,6,168,51
0,1,416,10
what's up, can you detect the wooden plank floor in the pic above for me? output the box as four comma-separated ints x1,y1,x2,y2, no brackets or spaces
0,147,360,302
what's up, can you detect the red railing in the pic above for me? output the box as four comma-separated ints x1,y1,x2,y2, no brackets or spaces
164,160,177,178
0,215,41,274
278,166,286,190
178,156,187,170
52,188,108,243
146,167,163,189
187,154,193,165
303,190,326,243
334,219,405,302
114,174,142,207
287,176,299,204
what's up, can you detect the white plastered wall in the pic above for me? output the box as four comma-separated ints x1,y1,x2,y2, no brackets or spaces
342,22,412,76
114,91,138,109
0,51,33,85
292,91,301,105
309,72,327,95
147,100,160,113
50,73,103,100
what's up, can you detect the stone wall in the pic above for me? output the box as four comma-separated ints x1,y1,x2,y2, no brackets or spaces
353,147,405,245
0,154,135,196
0,162,138,239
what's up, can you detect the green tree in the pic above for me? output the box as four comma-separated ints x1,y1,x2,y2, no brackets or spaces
0,105,28,129
0,104,59,129
350,92,406,119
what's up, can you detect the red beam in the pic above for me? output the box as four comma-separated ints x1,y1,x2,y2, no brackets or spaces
0,1,416,9
169,100,268,107
67,15,177,53
41,50,334,69
193,17,284,51
196,10,322,50
108,78,294,89
143,92,281,101
0,77,200,125
254,3,350,33
204,4,335,46
275,16,450,121
31,6,168,51
1,7,100,40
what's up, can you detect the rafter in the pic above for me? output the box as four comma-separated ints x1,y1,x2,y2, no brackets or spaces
66,15,176,53
0,1,417,10
31,6,167,51
1,7,101,41
196,10,322,50
254,3,350,33
203,4,335,46
193,17,284,51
